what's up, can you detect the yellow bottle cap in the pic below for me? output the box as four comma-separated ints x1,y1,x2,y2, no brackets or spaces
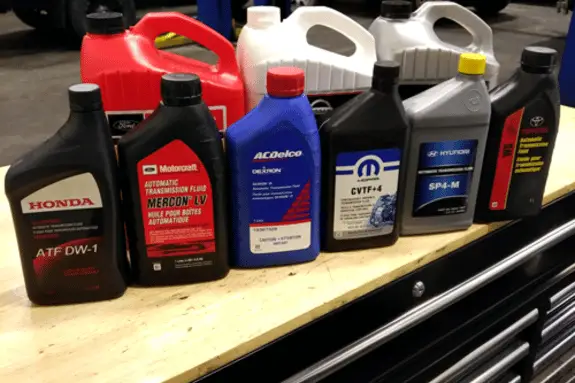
458,53,487,75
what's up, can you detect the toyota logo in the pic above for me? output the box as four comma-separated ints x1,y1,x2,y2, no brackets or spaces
427,151,438,158
530,116,544,127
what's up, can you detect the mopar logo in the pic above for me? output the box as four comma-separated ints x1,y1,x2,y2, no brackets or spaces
530,116,544,127
357,158,381,177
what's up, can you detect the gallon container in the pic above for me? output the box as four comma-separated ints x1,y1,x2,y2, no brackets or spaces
475,47,560,223
320,61,409,252
81,11,244,140
369,1,499,99
226,67,321,268
5,84,129,305
400,53,491,235
118,73,229,285
237,6,377,123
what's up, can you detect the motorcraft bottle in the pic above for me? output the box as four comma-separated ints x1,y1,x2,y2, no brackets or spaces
369,1,499,99
475,47,560,223
237,6,376,125
118,73,229,285
5,84,129,305
400,53,491,235
321,61,409,252
226,67,321,268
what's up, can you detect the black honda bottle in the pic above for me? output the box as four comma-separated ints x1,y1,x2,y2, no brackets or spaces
475,46,560,223
5,84,129,305
320,61,409,252
118,73,229,286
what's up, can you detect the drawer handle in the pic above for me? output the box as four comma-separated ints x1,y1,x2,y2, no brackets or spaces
430,310,537,383
534,326,575,373
542,301,575,343
467,342,529,383
549,280,575,312
282,220,575,383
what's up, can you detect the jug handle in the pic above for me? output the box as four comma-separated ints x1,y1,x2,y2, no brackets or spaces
131,12,239,75
415,1,494,54
285,6,376,61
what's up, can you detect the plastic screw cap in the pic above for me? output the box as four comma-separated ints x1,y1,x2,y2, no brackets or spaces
266,67,305,98
458,53,487,75
247,6,281,29
86,12,125,35
373,60,401,81
161,73,202,106
68,84,103,112
521,46,557,70
380,1,413,19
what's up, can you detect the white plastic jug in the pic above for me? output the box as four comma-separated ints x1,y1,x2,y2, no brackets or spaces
237,6,377,114
368,1,500,89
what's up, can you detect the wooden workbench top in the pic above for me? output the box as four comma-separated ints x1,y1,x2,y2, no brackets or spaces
2,107,575,383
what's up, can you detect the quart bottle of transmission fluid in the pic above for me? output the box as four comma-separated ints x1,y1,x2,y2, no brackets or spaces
5,84,129,305
475,47,560,223
226,67,321,268
118,73,229,285
400,53,491,235
321,61,409,252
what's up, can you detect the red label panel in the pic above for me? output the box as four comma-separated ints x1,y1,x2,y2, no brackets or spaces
489,108,524,211
137,140,215,258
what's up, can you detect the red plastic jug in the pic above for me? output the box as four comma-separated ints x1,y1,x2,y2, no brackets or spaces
80,12,244,140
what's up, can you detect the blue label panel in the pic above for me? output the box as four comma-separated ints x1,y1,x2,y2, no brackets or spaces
248,133,314,254
413,139,477,217
333,149,401,240
419,140,477,169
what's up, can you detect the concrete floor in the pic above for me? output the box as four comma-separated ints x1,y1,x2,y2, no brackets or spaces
0,1,569,166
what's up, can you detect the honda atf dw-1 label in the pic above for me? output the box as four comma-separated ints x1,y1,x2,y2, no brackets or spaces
249,140,312,254
333,149,401,240
137,139,216,263
19,173,104,294
413,139,478,217
489,98,554,212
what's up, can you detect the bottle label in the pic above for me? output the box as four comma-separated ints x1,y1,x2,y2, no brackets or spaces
333,149,401,240
106,105,228,140
249,143,313,254
489,98,554,211
413,139,478,217
19,173,104,293
137,140,216,259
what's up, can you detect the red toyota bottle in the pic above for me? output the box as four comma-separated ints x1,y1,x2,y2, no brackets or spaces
80,11,245,141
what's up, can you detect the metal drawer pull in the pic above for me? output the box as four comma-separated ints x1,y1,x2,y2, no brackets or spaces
430,310,537,383
508,374,522,383
549,280,575,312
282,220,575,383
536,350,575,383
466,342,529,383
534,327,575,373
542,300,575,343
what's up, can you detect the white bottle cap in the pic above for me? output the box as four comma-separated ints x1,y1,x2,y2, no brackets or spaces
247,6,281,29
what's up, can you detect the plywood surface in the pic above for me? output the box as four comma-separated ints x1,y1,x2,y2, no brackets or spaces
2,107,575,383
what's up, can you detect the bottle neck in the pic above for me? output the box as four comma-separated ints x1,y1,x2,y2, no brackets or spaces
456,72,484,81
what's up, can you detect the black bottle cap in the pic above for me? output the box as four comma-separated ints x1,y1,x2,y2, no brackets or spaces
521,46,557,73
372,60,401,90
86,12,125,35
380,1,413,19
161,73,202,106
68,84,103,112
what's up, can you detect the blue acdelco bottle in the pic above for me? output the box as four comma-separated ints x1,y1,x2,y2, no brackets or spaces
227,67,321,268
